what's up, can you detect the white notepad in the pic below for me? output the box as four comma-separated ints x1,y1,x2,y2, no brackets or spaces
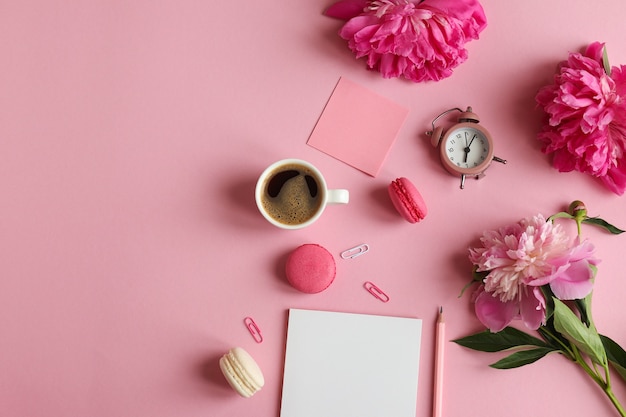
280,309,423,417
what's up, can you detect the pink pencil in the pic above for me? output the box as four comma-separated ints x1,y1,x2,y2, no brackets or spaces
433,306,445,417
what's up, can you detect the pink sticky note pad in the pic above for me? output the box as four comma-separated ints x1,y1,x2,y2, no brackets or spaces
307,77,409,177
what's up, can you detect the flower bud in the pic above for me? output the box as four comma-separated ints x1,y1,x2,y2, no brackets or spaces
568,200,587,219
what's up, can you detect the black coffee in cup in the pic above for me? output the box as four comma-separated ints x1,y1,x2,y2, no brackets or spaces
260,163,324,225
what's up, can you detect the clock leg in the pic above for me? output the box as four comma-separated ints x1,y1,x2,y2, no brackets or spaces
460,174,466,189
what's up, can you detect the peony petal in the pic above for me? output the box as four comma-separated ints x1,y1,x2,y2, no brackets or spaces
421,0,487,32
339,15,379,39
474,290,518,333
379,53,400,78
569,238,598,263
535,41,626,194
549,260,595,300
328,0,486,83
324,0,368,20
602,164,626,195
552,148,581,172
585,41,606,63
519,287,546,330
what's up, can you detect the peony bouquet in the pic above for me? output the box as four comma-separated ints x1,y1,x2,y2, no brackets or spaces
454,201,626,415
536,43,626,195
323,0,487,82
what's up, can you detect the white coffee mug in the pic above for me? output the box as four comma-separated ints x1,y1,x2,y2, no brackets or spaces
255,159,349,229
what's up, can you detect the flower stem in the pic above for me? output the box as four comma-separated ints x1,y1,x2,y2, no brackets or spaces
605,386,626,417
574,350,626,416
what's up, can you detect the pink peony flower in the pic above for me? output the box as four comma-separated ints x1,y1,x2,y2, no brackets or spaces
536,42,626,195
473,284,546,333
324,0,487,82
468,214,598,332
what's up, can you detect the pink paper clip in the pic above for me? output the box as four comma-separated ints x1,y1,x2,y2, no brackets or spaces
244,316,263,343
364,281,390,303
340,243,370,259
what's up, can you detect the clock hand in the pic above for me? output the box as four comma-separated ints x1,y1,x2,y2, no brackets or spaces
463,146,470,162
468,134,477,148
463,134,477,162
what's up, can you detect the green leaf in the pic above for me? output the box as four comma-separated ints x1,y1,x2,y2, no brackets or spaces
490,347,557,369
574,298,591,327
553,298,607,365
582,217,625,234
537,326,572,359
539,285,556,320
453,326,550,353
602,45,612,76
601,335,626,382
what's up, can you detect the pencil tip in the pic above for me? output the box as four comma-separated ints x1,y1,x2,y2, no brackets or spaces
439,306,443,314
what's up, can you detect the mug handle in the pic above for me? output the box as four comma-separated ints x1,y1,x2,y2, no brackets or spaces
327,189,349,205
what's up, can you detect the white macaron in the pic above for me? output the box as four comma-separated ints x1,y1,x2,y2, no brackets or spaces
219,347,265,398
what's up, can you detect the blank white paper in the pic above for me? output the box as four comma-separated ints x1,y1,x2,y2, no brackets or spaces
280,309,422,417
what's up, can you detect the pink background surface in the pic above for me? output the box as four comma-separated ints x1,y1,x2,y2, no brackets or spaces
2,1,625,416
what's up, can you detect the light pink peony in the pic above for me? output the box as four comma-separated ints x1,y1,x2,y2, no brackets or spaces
469,215,598,332
324,0,487,82
536,42,626,195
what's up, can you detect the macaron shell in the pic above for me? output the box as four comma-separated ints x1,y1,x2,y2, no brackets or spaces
388,177,427,223
285,244,336,293
219,347,264,398
220,355,252,397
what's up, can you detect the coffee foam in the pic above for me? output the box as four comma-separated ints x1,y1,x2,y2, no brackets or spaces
261,165,323,225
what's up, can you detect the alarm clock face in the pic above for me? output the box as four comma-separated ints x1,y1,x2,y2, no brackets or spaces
440,124,494,175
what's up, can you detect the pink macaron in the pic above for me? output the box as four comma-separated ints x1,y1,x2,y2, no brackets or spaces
388,177,427,223
285,244,336,294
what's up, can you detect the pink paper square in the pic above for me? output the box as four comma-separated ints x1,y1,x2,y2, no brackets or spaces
307,77,409,177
